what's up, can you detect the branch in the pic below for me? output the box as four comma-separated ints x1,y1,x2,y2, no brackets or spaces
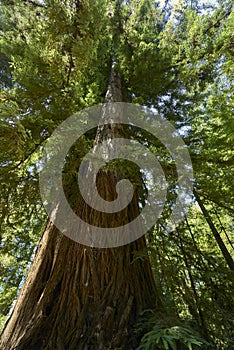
204,6,233,35
0,138,46,176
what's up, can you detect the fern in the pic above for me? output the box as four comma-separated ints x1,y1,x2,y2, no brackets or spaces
135,310,210,350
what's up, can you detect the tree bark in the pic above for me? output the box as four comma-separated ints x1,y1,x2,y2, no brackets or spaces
0,62,159,350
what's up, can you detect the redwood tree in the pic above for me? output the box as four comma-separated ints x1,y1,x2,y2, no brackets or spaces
0,1,161,349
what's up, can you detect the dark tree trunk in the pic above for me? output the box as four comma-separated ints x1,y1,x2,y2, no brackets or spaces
194,190,234,271
0,63,159,350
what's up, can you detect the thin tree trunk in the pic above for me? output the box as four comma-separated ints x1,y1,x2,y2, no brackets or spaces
0,62,159,350
213,207,234,251
177,230,210,340
194,190,234,271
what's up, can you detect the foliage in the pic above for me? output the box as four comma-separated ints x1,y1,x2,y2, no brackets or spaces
0,0,233,348
148,205,234,349
135,310,210,350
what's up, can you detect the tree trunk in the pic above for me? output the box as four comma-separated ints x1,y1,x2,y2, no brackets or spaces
177,229,210,340
194,190,234,271
0,62,159,350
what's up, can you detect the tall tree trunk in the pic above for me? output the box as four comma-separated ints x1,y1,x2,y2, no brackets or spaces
177,230,210,340
0,62,159,350
194,190,234,271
